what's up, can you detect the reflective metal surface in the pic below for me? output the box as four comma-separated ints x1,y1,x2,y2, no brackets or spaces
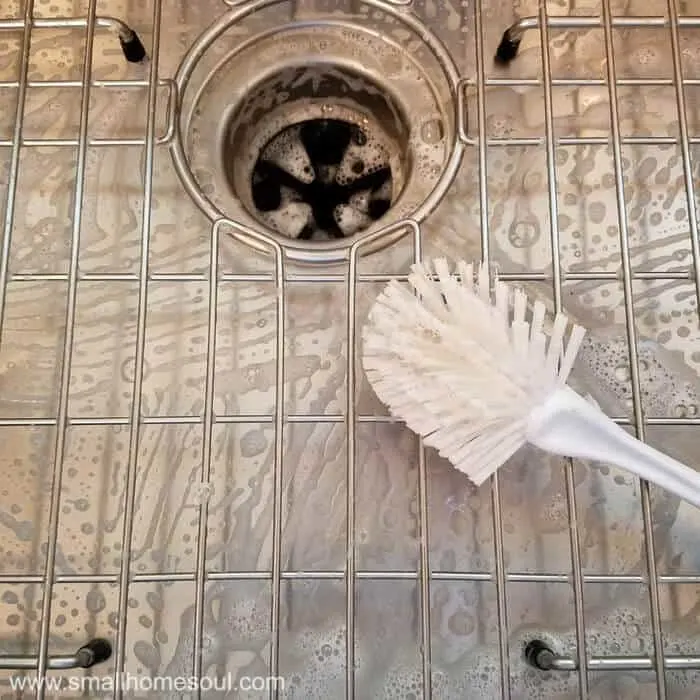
1,0,700,698
169,0,465,264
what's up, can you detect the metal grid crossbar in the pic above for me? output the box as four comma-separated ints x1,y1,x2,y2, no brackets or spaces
1,0,700,698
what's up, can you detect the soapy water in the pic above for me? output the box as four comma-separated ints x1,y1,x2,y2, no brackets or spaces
12,15,700,698
251,119,394,240
575,333,700,421
275,601,700,699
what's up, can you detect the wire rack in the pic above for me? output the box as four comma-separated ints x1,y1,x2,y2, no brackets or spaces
1,0,700,698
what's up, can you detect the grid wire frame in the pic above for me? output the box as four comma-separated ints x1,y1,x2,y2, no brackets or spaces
1,0,700,699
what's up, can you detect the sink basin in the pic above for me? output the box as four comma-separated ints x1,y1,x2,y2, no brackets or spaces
1,0,700,697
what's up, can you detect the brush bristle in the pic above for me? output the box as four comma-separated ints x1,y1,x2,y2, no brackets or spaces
361,258,586,486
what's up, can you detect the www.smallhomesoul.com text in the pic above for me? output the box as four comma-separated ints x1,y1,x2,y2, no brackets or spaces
6,672,285,694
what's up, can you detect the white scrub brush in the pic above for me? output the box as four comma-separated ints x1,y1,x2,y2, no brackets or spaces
361,258,700,508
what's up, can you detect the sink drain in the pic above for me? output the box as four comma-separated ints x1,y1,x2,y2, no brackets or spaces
249,118,393,241
171,0,466,264
219,62,411,244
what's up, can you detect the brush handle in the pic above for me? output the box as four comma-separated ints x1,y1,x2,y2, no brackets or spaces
527,386,700,509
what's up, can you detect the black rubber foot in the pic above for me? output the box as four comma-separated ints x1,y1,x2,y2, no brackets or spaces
524,639,554,670
76,638,113,668
495,30,521,65
120,32,147,63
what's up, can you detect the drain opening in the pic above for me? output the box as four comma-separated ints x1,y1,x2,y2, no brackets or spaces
219,63,414,244
251,118,393,240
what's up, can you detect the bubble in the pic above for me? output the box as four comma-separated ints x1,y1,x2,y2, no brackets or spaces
73,498,89,512
614,364,630,382
634,46,658,66
192,481,214,505
86,589,106,614
420,119,444,144
625,623,640,637
508,219,540,248
335,204,372,236
260,201,313,239
240,429,269,458
260,125,315,184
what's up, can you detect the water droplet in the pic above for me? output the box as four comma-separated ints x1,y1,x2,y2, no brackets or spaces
192,481,213,504
628,636,643,652
420,119,444,144
614,364,630,382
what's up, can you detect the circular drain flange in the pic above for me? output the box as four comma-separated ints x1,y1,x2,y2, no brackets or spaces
249,118,393,241
171,0,465,264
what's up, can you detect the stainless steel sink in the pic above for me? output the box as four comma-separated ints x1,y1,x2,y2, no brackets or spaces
1,0,700,698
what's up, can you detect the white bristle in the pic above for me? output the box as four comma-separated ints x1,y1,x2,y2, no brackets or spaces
528,330,547,367
513,288,527,323
361,258,586,486
530,300,546,339
546,312,568,373
457,261,473,289
512,320,530,361
559,323,587,383
477,263,490,302
495,280,510,321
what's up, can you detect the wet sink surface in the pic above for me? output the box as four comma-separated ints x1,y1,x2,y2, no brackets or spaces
1,0,700,697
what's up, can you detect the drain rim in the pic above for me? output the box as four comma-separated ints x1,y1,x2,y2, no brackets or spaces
169,0,466,264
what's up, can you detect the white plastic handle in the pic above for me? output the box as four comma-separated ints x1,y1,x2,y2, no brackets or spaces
527,385,700,509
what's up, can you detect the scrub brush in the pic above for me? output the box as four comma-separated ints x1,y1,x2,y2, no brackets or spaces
361,258,700,508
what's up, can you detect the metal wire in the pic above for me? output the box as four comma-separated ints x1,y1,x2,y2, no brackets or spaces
473,0,510,696
665,0,700,311
5,570,700,584
346,244,358,700
411,225,433,700
111,0,161,696
0,639,112,670
201,220,286,700
527,638,700,671
190,218,221,695
537,2,589,696
34,1,98,694
0,0,34,349
0,15,139,35
345,220,422,699
599,1,667,695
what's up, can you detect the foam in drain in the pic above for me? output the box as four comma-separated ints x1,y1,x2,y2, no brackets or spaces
259,201,314,239
260,124,315,185
250,118,394,241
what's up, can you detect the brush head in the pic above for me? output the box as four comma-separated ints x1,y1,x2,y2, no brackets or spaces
361,258,587,485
